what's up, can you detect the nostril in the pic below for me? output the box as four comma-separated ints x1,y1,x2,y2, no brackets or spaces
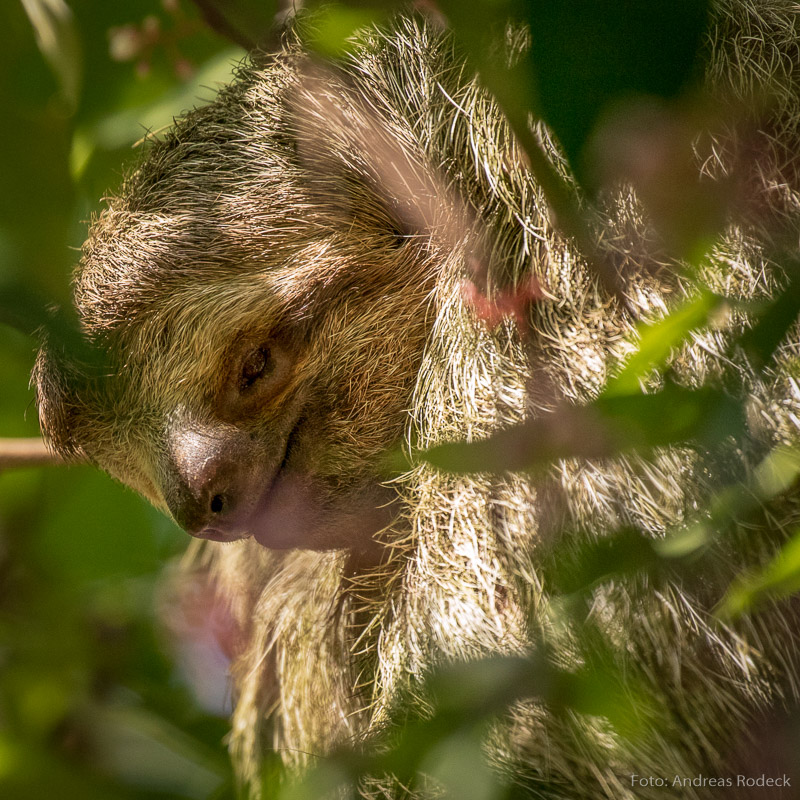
210,494,226,515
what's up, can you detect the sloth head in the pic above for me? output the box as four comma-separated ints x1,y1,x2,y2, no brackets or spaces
33,52,444,552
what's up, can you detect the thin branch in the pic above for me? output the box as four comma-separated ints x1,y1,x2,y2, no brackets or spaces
0,438,64,470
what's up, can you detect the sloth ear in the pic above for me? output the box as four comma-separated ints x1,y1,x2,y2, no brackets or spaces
33,338,97,461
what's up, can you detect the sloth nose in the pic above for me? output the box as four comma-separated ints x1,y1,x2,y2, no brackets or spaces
172,485,239,539
165,423,254,541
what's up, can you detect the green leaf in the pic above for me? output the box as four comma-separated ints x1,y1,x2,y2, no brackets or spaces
544,528,662,595
305,4,388,57
35,467,184,583
83,47,244,153
606,290,723,396
420,731,503,800
718,527,800,619
738,265,800,370
20,0,82,112
752,446,800,500
520,0,710,178
657,446,800,562
422,383,743,474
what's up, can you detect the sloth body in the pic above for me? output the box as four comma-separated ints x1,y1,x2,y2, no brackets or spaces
34,1,800,797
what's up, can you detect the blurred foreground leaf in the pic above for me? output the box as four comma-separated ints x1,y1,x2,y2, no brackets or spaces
714,446,800,618
738,264,800,370
280,651,657,800
20,0,82,111
719,529,800,619
77,46,244,159
606,290,723,395
422,383,743,474
304,3,389,57
659,445,800,560
189,0,278,50
544,528,663,595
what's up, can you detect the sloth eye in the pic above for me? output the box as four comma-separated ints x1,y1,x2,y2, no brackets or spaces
239,346,274,392
218,338,293,421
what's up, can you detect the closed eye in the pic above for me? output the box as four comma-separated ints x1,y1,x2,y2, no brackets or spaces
239,347,274,393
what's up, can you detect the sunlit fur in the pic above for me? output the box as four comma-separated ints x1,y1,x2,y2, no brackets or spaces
34,0,800,797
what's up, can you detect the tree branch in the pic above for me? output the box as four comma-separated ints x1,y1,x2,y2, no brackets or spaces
0,438,64,471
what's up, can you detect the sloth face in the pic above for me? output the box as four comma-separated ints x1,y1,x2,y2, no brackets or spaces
33,54,443,552
36,233,432,551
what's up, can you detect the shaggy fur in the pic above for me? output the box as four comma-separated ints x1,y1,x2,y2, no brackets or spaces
34,0,800,797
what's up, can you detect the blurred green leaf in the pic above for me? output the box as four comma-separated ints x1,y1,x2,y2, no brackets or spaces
20,0,82,111
520,0,710,176
79,46,244,158
190,0,278,50
34,467,183,583
420,731,502,800
738,264,800,370
282,649,660,799
715,448,800,618
86,702,228,798
544,528,662,595
277,762,351,800
719,528,800,619
421,383,744,474
752,445,800,499
654,518,714,559
305,4,388,57
606,290,723,396
657,445,800,562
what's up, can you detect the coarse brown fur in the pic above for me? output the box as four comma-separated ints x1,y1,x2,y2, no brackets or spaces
34,0,800,797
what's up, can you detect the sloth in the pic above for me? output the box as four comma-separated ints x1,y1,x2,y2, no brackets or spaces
33,0,800,797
